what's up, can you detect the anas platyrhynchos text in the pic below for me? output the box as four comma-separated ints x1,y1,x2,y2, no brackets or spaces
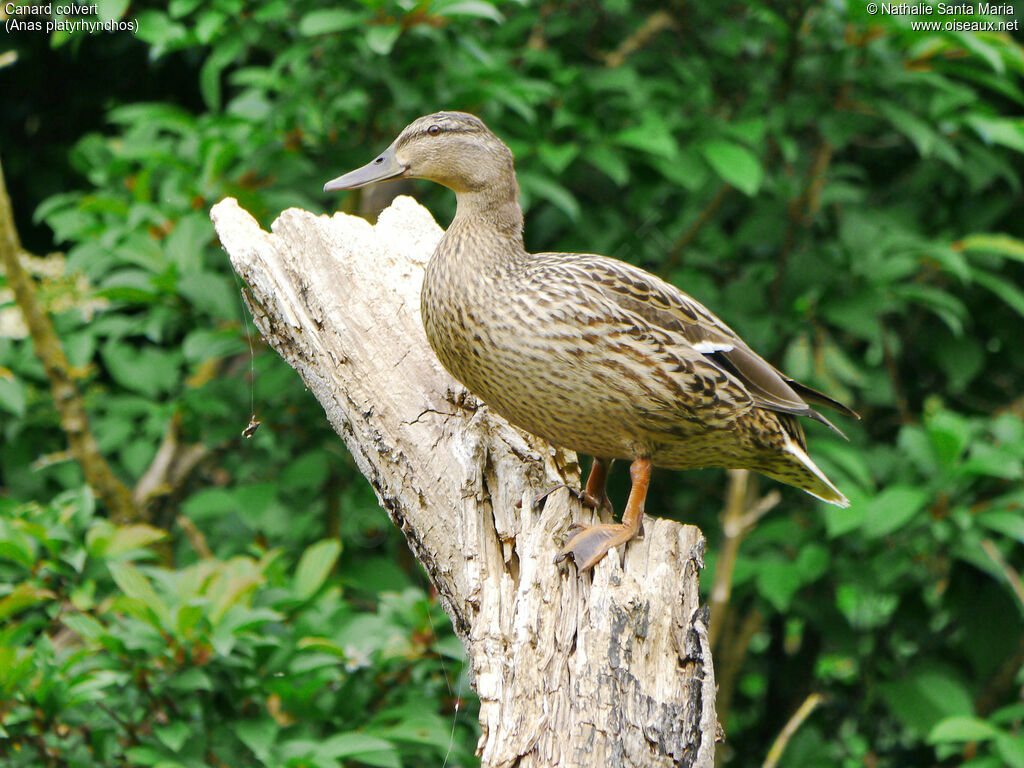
324,111,857,571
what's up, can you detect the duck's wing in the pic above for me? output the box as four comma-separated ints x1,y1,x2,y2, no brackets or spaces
519,255,755,433
537,253,857,437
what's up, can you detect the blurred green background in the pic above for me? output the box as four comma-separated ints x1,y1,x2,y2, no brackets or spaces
2,1,1024,766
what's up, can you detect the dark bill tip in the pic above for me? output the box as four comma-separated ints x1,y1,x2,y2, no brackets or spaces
323,145,406,193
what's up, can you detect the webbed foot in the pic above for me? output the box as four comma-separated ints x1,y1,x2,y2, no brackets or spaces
554,522,638,571
555,458,651,572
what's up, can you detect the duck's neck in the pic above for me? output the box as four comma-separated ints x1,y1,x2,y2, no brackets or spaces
450,179,525,244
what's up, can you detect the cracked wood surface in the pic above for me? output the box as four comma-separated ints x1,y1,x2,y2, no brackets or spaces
211,196,717,767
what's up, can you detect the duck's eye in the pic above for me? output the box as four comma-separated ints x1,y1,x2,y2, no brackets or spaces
427,125,441,136
374,156,384,164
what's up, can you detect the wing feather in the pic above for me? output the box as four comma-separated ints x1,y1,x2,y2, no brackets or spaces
534,253,856,437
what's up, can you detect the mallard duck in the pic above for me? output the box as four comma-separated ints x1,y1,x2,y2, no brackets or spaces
324,112,857,571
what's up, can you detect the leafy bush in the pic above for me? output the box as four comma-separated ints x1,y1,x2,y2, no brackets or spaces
0,491,473,767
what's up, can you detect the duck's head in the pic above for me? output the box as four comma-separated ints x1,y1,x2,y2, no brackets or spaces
324,111,515,196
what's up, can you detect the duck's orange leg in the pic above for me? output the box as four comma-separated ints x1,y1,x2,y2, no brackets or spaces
555,458,651,571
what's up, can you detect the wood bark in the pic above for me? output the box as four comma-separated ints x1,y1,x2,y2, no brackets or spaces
210,196,718,768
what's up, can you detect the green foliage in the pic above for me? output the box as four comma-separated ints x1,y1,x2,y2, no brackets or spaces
2,0,1024,765
0,492,472,767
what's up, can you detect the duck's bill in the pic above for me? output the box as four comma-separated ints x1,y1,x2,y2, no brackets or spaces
323,145,407,192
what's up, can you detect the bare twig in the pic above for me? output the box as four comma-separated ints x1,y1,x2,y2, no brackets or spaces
709,470,779,649
133,412,209,509
762,692,825,768
177,515,214,560
980,539,1024,612
775,0,817,102
662,184,730,277
975,635,1024,717
603,10,676,68
0,155,138,525
715,606,763,740
772,138,834,305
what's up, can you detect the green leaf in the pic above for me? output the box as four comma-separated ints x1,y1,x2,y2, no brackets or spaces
366,26,401,56
281,451,331,493
368,711,452,750
971,268,1024,319
101,341,182,397
881,667,974,734
96,0,130,22
235,719,278,761
0,377,26,417
967,116,1024,154
182,328,247,363
615,119,679,161
0,646,34,692
199,38,245,111
979,510,1024,544
155,721,190,752
0,584,54,622
294,540,342,600
132,11,191,56
518,172,581,220
954,31,1006,74
108,562,171,627
755,558,802,612
0,538,38,570
167,667,212,691
699,139,763,196
836,583,899,629
177,271,240,319
104,524,167,557
925,408,973,468
934,334,984,393
879,102,941,157
298,9,365,35
431,0,504,23
537,143,579,175
317,733,400,767
997,733,1024,768
861,486,930,538
929,716,1000,743
68,670,129,704
959,233,1024,264
587,145,629,185
961,443,1023,480
62,613,105,641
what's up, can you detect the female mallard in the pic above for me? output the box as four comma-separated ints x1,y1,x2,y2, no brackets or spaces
324,112,857,571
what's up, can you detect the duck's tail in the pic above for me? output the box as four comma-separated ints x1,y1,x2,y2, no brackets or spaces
763,432,850,508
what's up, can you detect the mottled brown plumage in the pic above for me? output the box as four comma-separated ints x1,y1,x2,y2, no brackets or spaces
325,111,857,570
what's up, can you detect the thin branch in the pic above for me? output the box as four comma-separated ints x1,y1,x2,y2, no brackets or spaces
133,411,209,509
762,692,825,768
709,470,779,649
662,184,730,277
0,155,138,525
774,0,817,103
177,515,214,560
603,10,676,68
980,538,1024,612
772,138,834,305
715,606,763,739
975,635,1024,717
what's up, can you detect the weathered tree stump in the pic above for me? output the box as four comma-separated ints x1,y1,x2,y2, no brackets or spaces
211,196,717,768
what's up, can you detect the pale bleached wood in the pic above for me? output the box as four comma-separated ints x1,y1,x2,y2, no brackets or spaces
211,196,718,767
